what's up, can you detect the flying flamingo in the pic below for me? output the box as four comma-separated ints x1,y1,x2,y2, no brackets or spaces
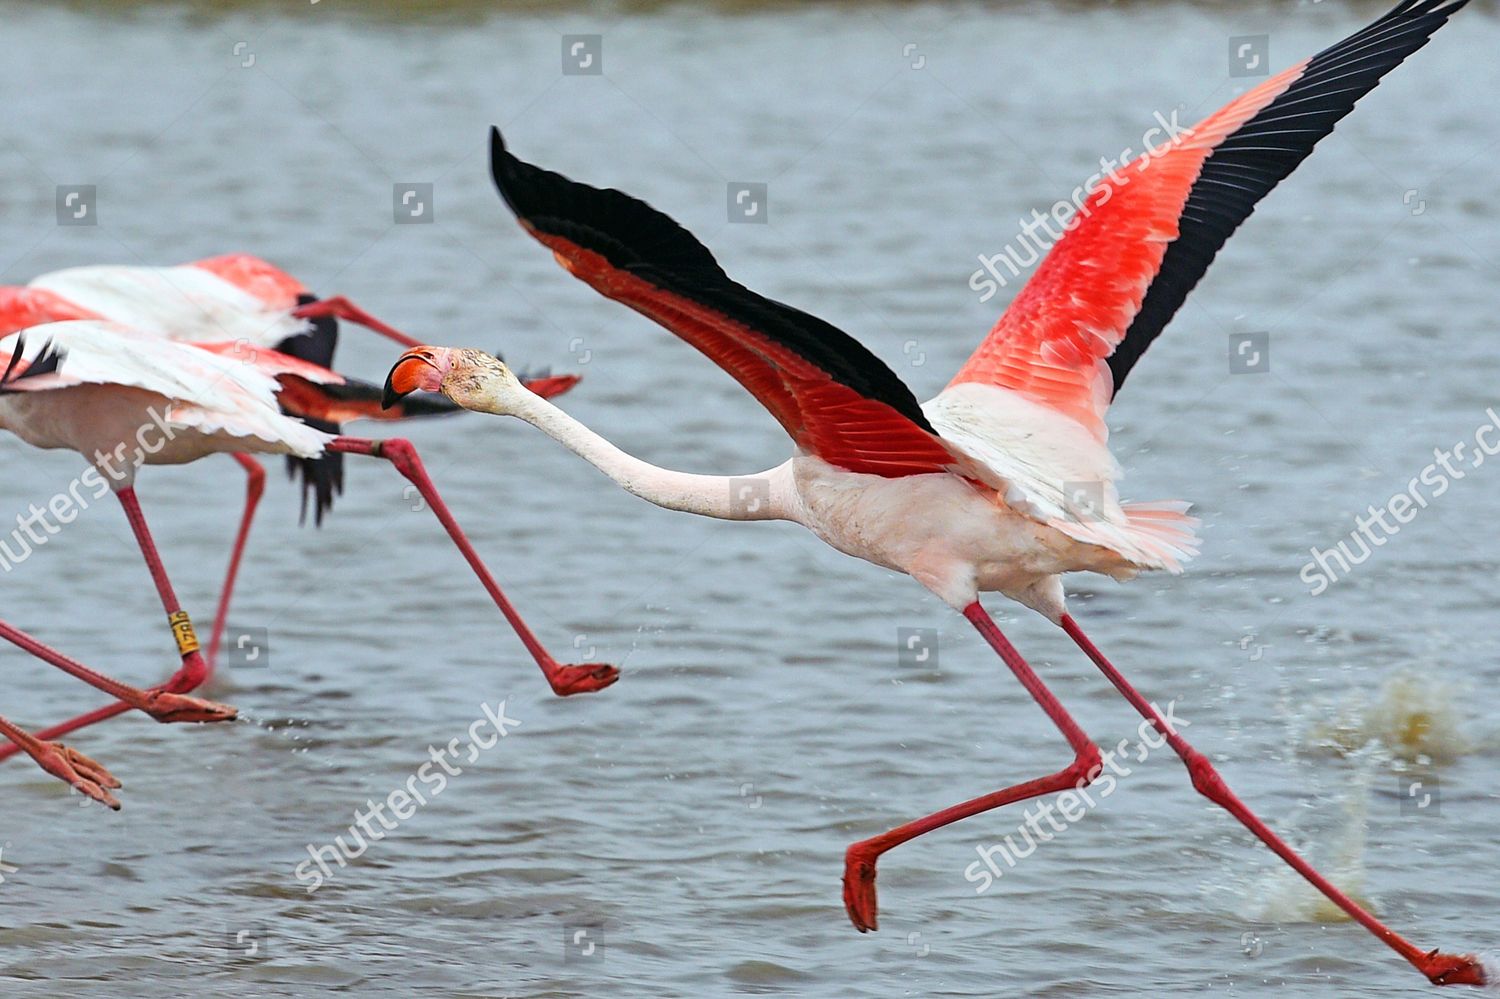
0,257,588,683
1,340,236,807
0,325,329,751
385,1,1481,986
1,254,580,522
0,322,610,771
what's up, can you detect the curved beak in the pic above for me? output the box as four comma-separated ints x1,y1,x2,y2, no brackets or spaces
383,348,447,409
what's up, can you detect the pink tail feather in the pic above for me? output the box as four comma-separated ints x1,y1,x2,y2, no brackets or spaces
1118,500,1200,572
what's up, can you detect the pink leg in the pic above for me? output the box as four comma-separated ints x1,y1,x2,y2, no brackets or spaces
291,296,422,349
0,712,121,810
205,454,267,674
843,602,1101,931
0,620,232,724
329,437,618,696
0,487,232,757
1060,614,1483,988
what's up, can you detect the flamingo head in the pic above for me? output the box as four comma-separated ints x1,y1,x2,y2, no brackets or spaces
383,346,522,415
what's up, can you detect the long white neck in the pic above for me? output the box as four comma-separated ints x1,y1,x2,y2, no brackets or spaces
505,389,792,522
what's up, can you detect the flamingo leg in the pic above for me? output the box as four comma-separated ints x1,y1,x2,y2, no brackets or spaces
204,454,267,675
0,712,121,810
291,296,423,349
1059,614,1483,988
0,486,232,757
328,436,619,696
0,620,233,725
842,601,1101,932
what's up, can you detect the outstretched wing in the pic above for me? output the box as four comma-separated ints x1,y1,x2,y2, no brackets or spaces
947,0,1468,439
489,128,963,479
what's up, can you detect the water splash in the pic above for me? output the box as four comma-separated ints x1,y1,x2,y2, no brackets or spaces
1221,669,1476,925
1302,668,1471,766
1240,750,1377,924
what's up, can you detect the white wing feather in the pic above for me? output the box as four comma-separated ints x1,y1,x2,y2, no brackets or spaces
925,382,1197,571
1,322,331,457
30,264,309,347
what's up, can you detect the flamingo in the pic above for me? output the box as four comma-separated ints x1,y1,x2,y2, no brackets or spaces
0,255,584,677
384,1,1482,986
0,319,612,769
1,339,236,807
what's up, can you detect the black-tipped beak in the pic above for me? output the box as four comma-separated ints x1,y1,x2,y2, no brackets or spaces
383,351,437,409
381,370,407,410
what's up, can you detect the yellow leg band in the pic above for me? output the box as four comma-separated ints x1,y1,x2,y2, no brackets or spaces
168,611,200,657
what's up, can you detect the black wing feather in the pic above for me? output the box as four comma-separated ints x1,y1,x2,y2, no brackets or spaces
0,335,65,393
490,128,937,433
1107,0,1468,393
278,295,344,527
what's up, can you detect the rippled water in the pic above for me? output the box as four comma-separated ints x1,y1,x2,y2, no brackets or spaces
0,2,1497,996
